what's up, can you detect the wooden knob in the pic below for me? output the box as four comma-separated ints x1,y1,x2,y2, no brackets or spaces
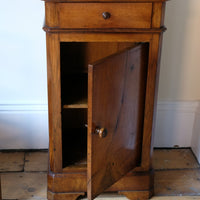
94,127,107,138
102,12,111,20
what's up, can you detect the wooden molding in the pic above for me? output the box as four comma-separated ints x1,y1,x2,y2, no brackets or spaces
43,26,167,34
43,0,168,2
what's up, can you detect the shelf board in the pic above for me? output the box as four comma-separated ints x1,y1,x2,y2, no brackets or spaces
63,104,88,108
63,97,88,109
63,157,87,173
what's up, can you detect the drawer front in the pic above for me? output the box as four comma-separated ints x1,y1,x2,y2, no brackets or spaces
58,3,152,29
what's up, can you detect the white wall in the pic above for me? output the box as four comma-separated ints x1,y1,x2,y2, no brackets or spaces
0,0,48,149
0,0,47,104
158,0,200,101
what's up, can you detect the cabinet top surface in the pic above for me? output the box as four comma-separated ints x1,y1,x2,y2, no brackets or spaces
43,0,167,2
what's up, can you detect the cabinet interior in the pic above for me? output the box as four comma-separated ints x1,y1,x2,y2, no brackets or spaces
60,42,142,171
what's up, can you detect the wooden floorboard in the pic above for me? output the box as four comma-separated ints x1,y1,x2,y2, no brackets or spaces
155,169,200,196
153,149,200,170
0,152,24,172
1,172,47,200
151,197,200,200
24,152,48,172
1,149,200,200
82,196,200,200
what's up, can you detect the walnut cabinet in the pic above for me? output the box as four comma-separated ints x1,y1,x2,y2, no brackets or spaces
43,0,167,199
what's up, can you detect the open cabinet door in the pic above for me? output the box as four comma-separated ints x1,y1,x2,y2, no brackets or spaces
87,43,149,200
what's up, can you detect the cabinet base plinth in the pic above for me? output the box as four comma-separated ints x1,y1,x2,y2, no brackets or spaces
48,170,153,200
48,191,85,200
119,190,153,200
48,190,153,200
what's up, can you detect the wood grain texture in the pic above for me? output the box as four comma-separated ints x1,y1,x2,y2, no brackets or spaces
1,173,47,199
60,42,137,71
82,196,200,200
82,42,137,68
43,0,167,2
152,3,163,28
150,32,164,169
0,152,24,172
155,169,200,196
63,104,88,108
87,44,148,199
140,33,161,171
45,2,59,27
44,27,166,34
46,33,63,173
152,197,200,200
0,176,1,200
119,191,153,200
43,0,167,198
151,2,166,28
108,171,153,192
60,33,152,42
153,149,200,170
48,191,85,200
24,152,48,172
48,171,153,193
2,149,200,199
48,172,87,192
58,3,152,29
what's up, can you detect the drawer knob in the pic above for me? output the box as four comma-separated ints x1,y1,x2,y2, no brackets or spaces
94,127,107,138
102,12,111,20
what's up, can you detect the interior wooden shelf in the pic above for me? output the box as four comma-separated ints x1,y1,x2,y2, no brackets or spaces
63,157,87,173
63,97,88,108
63,104,88,109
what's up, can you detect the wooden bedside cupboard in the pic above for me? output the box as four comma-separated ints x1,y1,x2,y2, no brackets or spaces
42,0,167,199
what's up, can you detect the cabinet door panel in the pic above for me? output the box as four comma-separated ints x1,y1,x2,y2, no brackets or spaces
87,43,148,200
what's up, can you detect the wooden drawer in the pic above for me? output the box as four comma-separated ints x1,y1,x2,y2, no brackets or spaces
58,3,152,29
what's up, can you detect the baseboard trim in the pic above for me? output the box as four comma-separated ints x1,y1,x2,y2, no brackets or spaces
154,100,200,163
157,101,199,112
0,104,48,111
0,104,48,149
154,101,199,147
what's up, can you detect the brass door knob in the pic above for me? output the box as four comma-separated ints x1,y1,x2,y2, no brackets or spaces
94,127,107,138
102,12,111,20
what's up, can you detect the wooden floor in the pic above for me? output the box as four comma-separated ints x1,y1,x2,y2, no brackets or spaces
0,149,200,200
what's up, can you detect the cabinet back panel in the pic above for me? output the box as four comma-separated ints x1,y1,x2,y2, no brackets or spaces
60,42,138,70
62,109,87,168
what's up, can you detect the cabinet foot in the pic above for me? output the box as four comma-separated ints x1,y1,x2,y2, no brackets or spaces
47,191,85,200
119,190,153,200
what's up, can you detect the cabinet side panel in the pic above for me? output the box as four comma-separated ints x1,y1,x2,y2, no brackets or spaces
46,33,63,172
141,34,162,170
152,2,166,28
45,2,59,27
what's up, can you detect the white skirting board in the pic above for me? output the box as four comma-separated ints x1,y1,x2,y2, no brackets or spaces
154,101,200,163
0,104,48,149
0,101,199,162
